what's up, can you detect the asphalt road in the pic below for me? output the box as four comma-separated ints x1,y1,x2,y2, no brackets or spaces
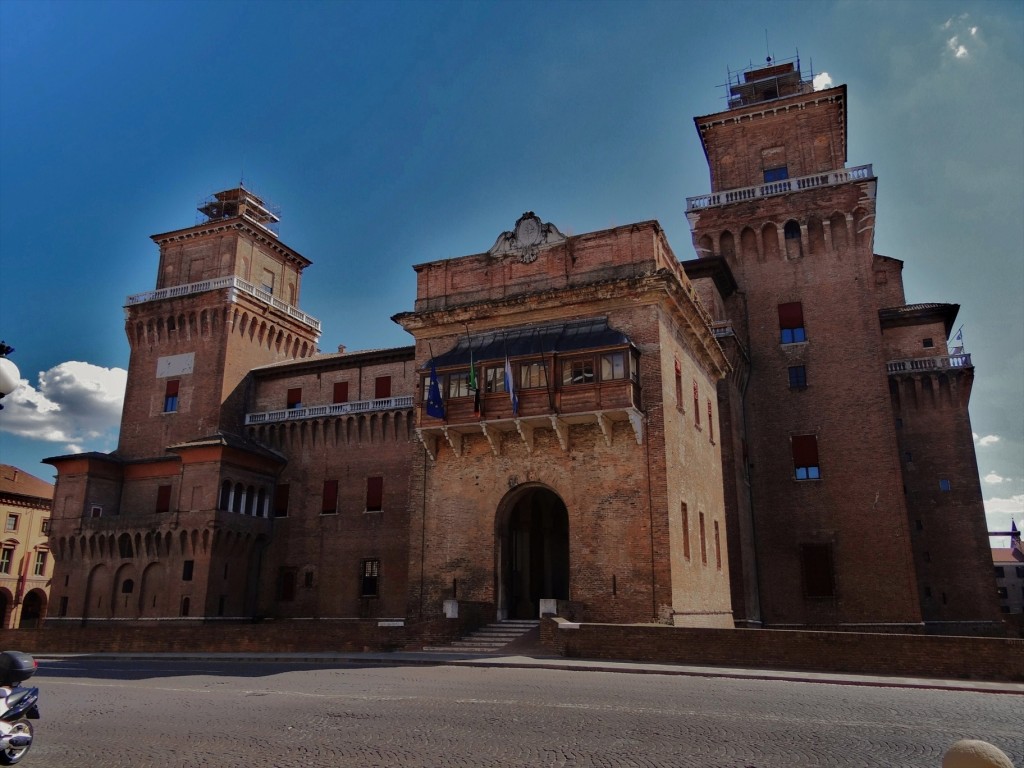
20,658,1024,767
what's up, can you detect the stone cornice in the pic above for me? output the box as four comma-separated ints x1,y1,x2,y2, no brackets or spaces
150,218,312,269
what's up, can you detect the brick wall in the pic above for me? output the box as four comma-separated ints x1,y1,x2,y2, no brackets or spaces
542,618,1024,682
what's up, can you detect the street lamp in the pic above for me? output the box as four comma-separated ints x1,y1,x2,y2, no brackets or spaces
0,342,20,410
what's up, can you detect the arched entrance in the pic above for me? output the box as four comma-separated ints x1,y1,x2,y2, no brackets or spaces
18,590,45,628
496,485,569,620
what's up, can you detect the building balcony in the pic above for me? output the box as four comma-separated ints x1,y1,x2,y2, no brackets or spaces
685,164,874,212
886,354,972,375
245,395,414,425
125,275,321,334
415,380,644,460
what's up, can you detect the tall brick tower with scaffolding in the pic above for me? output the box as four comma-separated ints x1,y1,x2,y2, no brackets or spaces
683,57,1000,633
46,187,321,620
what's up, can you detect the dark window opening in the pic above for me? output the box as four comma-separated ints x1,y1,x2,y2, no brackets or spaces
273,484,290,517
763,166,789,183
366,476,383,512
779,302,806,344
277,568,296,602
182,560,194,581
156,484,172,514
322,480,339,515
361,559,380,597
374,376,391,399
164,379,179,413
801,543,836,598
333,381,349,403
792,434,821,480
788,365,807,389
923,338,934,348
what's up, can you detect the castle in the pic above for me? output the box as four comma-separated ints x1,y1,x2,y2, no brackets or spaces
44,58,1001,637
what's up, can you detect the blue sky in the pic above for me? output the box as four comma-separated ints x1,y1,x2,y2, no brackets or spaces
1,0,1021,542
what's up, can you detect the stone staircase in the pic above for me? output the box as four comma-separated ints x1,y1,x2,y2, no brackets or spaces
423,619,539,653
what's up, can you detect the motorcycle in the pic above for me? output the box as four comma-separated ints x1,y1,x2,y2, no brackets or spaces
0,652,39,765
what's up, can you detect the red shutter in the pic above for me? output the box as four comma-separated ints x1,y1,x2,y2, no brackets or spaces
778,302,804,330
366,476,383,511
333,381,349,403
287,388,302,408
792,434,819,466
321,480,338,514
165,380,180,397
155,485,172,513
374,376,391,399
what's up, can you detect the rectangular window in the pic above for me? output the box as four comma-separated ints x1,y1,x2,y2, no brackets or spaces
486,366,507,393
366,476,383,512
693,381,700,426
286,387,302,409
778,302,806,343
4,514,18,532
792,434,821,480
59,596,68,617
562,358,594,385
33,551,47,576
713,520,721,570
322,480,339,515
304,570,314,588
994,566,1005,578
519,362,547,390
763,165,789,182
361,559,380,597
600,352,626,381
182,560,194,581
155,484,172,514
277,568,296,602
374,376,391,399
699,512,707,566
164,379,180,412
0,549,11,575
681,503,690,561
333,381,349,403
707,400,714,442
447,371,470,399
801,543,836,598
788,365,807,389
674,360,683,410
1016,566,1024,578
90,505,103,518
41,518,50,534
922,338,934,348
939,479,951,492
273,484,290,518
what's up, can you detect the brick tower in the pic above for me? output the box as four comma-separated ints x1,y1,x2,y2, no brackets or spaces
683,58,1000,632
46,187,320,621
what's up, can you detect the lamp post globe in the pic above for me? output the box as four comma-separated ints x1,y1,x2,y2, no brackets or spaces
0,353,21,403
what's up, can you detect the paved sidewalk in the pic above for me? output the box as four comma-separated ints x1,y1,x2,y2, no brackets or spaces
33,648,1024,695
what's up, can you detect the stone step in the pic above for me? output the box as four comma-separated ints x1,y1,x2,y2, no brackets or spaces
423,620,539,653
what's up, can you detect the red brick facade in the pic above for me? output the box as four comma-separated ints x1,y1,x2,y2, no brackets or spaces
41,60,1000,642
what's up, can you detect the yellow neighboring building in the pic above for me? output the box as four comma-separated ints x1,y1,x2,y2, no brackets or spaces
0,465,53,627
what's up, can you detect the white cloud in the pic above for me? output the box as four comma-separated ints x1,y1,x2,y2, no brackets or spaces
948,36,969,59
974,433,1000,447
984,472,1008,484
0,361,126,454
986,494,1024,548
942,15,981,60
812,72,833,91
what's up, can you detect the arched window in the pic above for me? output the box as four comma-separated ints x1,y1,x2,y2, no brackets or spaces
784,220,802,260
219,480,232,511
232,483,244,514
121,579,134,594
118,533,133,559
